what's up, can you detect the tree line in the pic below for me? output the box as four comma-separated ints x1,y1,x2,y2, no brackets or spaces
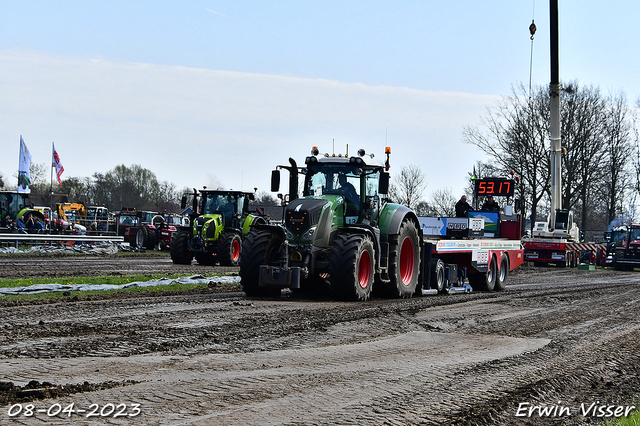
0,163,280,213
390,82,640,239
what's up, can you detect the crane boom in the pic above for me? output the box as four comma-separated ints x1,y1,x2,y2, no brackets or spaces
548,0,562,231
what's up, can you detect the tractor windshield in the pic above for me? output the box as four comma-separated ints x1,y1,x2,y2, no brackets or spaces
304,164,361,201
630,227,640,242
202,193,245,217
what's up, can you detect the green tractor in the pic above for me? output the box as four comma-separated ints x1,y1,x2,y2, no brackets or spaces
170,188,266,266
239,146,422,301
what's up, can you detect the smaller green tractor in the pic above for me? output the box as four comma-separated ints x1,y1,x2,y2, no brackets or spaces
170,188,266,265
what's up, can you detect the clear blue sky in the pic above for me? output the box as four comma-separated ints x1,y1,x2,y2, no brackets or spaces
1,1,639,200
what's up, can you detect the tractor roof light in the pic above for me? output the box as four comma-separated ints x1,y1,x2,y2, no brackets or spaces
358,148,366,156
305,156,318,164
311,146,319,156
385,147,391,154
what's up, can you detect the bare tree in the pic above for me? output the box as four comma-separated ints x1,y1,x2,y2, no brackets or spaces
388,165,427,210
428,188,456,217
464,83,550,229
254,190,279,206
597,91,634,228
465,82,635,232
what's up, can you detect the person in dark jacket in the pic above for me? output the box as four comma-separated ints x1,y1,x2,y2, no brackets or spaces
455,195,472,217
481,196,500,212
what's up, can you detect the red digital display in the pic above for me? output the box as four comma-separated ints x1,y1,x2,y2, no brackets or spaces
474,179,515,197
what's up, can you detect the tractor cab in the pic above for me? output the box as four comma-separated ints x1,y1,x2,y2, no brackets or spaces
199,190,252,228
0,191,31,231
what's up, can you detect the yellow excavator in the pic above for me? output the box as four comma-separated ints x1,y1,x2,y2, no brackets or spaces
55,202,87,234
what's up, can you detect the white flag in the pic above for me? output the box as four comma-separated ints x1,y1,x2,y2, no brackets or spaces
17,136,32,194
52,142,64,185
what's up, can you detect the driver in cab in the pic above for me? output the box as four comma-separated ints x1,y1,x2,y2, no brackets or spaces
337,173,359,206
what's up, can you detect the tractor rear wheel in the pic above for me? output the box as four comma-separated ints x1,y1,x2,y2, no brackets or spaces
239,230,282,297
170,231,193,265
328,233,374,301
218,232,242,266
388,220,420,298
469,255,497,291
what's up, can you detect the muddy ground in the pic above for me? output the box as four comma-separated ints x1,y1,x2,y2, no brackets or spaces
1,254,640,425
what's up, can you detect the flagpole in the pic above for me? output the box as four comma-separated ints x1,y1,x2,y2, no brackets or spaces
50,142,54,217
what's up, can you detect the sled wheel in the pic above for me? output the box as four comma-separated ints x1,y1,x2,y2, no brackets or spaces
495,253,509,291
469,255,497,291
431,259,446,294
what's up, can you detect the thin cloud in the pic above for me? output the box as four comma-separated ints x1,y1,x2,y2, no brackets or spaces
205,8,229,18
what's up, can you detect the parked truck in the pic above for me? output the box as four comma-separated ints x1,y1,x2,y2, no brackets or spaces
238,146,524,301
611,224,640,270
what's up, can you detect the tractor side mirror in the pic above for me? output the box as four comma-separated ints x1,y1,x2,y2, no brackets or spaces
181,196,187,210
271,170,280,192
379,172,390,194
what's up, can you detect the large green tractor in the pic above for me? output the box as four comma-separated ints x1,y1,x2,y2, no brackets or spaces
239,146,422,301
170,189,266,266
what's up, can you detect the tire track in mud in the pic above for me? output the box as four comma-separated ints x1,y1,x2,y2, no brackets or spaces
2,257,640,425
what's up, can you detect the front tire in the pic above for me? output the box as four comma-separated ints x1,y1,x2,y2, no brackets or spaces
218,232,242,266
170,231,193,265
239,230,282,297
388,220,420,298
328,234,374,301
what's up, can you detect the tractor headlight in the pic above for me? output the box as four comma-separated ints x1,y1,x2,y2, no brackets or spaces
302,226,316,241
284,227,294,240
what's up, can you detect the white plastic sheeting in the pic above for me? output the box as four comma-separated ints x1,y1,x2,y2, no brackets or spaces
0,274,241,296
0,242,122,255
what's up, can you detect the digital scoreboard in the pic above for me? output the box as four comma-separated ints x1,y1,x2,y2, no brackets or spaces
474,178,515,197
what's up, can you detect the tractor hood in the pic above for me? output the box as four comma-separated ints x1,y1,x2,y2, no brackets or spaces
194,214,223,240
283,195,345,247
285,198,328,236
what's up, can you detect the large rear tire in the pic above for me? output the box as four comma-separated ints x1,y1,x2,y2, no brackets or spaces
388,220,420,298
495,253,509,291
143,225,157,250
170,231,193,265
218,232,242,266
469,255,497,291
239,230,282,297
328,233,374,301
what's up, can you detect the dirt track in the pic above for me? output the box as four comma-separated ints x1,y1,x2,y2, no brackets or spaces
2,254,640,425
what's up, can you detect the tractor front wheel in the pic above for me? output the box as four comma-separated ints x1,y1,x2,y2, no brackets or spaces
170,231,193,265
328,233,375,301
239,230,282,297
218,232,242,266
